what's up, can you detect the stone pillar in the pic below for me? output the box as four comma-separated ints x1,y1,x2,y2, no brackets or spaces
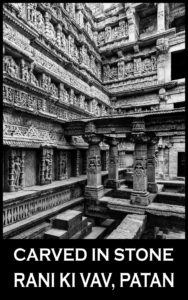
156,38,170,84
157,3,165,33
56,23,62,47
44,11,51,36
147,135,159,193
59,83,64,102
130,119,149,206
84,134,104,202
127,6,138,42
103,150,109,171
77,10,84,28
20,150,25,189
8,149,16,192
106,137,120,189
76,149,80,177
40,148,53,185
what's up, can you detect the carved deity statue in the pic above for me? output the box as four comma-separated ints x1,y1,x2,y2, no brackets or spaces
36,11,45,34
21,61,30,82
105,26,111,43
30,66,39,87
49,83,58,98
44,152,52,181
133,160,146,191
48,22,56,43
79,95,85,109
13,156,21,187
3,56,19,79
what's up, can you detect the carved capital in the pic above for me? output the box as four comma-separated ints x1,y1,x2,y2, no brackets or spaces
83,134,102,145
130,133,148,144
156,38,169,55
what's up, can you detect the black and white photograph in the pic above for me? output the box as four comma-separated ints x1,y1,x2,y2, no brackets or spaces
2,3,187,293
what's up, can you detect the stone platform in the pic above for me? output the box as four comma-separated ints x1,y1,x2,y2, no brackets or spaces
106,214,147,239
99,197,185,219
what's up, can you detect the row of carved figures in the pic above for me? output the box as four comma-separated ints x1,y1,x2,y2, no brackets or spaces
103,56,157,81
98,21,129,45
3,55,108,116
8,3,101,80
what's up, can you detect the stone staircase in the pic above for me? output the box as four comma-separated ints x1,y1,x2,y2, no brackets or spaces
43,209,118,239
44,209,92,239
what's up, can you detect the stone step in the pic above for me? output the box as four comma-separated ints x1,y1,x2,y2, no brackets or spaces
66,216,89,238
52,209,83,230
3,197,84,239
84,226,106,239
155,192,185,206
44,228,68,239
11,222,52,239
101,196,185,219
100,218,116,227
71,222,93,239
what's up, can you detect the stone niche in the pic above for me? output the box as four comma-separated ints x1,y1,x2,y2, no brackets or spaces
139,5,157,38
24,149,38,187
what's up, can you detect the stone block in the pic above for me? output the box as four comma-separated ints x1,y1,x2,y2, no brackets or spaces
53,210,83,230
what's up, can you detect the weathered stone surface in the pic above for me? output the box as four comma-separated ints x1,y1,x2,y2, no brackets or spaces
107,214,147,239
53,210,83,230
2,2,185,240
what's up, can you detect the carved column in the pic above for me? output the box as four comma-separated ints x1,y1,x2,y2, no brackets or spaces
40,148,53,185
147,135,159,193
59,83,64,102
157,3,165,32
105,137,120,189
56,23,62,47
84,134,104,202
127,6,138,42
156,38,170,84
77,10,84,28
44,11,51,37
130,119,150,206
20,150,25,189
8,150,16,192
118,61,125,80
76,149,80,177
